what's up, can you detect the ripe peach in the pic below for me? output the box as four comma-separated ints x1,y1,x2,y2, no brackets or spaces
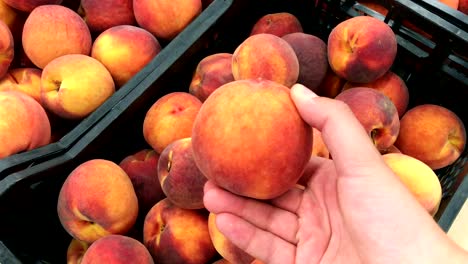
459,0,468,13
250,12,303,37
133,0,202,40
158,137,207,209
191,79,312,199
0,91,51,159
143,198,216,264
382,153,443,216
342,71,410,117
119,149,165,217
57,159,139,244
208,213,255,264
335,87,400,152
327,16,397,83
315,65,346,98
40,54,115,119
81,234,154,264
0,20,14,79
143,92,202,154
232,33,299,88
282,32,328,90
22,5,92,69
78,0,136,33
0,0,25,44
189,53,234,102
91,25,162,88
67,238,89,264
312,127,330,159
2,0,63,12
394,104,466,170
0,68,42,103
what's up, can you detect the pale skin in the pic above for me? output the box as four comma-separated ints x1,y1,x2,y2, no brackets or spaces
203,84,468,264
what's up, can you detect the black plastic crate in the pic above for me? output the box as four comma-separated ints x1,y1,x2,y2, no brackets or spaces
0,0,467,262
0,1,220,180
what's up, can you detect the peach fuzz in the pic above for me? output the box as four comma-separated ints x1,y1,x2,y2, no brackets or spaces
143,92,202,154
342,71,410,117
133,0,202,40
0,20,14,79
158,137,207,209
1,0,63,12
57,159,139,244
22,5,92,69
382,153,442,216
189,53,234,102
0,68,42,103
66,238,89,264
143,198,216,264
78,0,136,33
335,87,400,152
40,54,115,119
232,33,299,87
81,235,154,264
282,32,328,90
394,104,466,170
91,25,161,88
208,213,255,264
327,16,397,83
0,90,51,159
191,79,312,200
119,149,165,217
250,12,303,37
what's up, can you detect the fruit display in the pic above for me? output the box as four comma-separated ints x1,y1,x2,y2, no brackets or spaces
0,0,466,262
0,0,209,178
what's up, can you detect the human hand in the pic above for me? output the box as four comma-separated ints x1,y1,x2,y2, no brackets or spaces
203,84,467,264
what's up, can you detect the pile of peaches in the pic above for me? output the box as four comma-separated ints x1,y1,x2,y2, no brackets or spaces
0,0,207,159
55,10,467,264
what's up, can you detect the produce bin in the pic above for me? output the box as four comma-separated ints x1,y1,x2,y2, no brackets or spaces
0,0,223,180
0,0,467,263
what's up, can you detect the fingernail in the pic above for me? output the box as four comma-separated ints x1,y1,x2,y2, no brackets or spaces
291,83,318,99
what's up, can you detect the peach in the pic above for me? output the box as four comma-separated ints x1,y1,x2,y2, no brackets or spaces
57,159,139,244
232,33,299,88
0,20,14,79
143,198,216,264
67,238,89,264
78,0,136,33
0,91,51,159
158,137,207,209
133,0,202,40
0,0,25,44
440,0,459,9
382,153,443,216
250,12,303,37
335,87,400,152
208,213,255,264
2,0,63,12
312,127,330,159
394,104,466,170
342,71,410,117
143,92,202,154
81,234,154,264
40,54,115,119
91,25,162,88
459,0,468,13
22,5,92,69
327,16,397,83
119,149,165,217
191,79,312,199
282,32,328,90
315,65,346,98
189,53,235,102
0,68,42,103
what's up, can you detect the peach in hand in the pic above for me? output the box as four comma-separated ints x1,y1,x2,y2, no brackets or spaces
143,198,216,264
0,68,42,103
40,54,115,119
394,104,466,170
57,159,139,244
250,12,303,37
232,33,300,87
191,79,312,200
335,87,400,152
158,137,207,209
327,16,397,83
